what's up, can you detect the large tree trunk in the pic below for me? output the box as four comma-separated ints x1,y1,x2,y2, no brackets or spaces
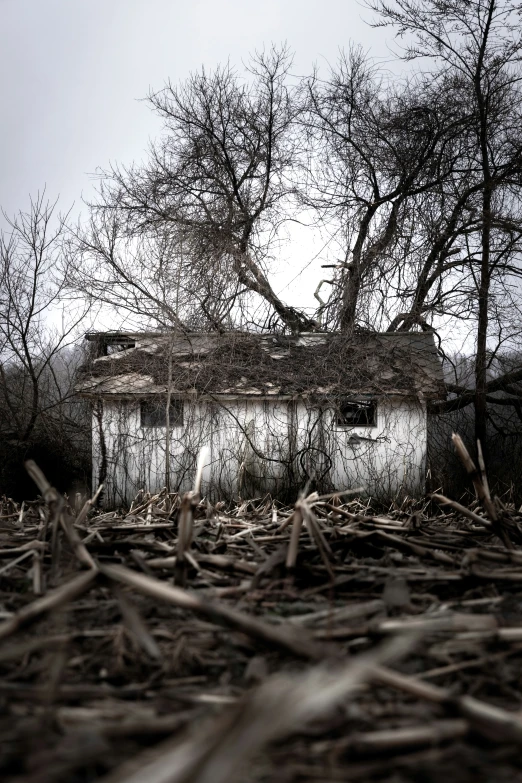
340,201,401,333
338,208,375,334
473,0,495,461
235,249,317,333
474,185,492,458
339,265,361,334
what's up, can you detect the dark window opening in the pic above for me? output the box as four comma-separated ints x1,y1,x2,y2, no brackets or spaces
336,400,376,427
140,399,184,428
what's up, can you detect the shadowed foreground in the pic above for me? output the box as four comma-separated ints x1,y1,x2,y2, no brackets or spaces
1,446,522,782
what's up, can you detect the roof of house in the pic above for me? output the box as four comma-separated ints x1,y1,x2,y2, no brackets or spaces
75,330,446,401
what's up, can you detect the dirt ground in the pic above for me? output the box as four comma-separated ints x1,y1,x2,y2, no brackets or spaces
2,455,522,783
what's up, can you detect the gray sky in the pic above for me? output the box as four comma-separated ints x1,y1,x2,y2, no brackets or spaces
0,0,402,331
0,1,474,353
0,0,391,219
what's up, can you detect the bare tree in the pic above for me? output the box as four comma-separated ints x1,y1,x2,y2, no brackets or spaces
0,194,88,444
75,46,316,334
368,0,522,453
303,48,471,333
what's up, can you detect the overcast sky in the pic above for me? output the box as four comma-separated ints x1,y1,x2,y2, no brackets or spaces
0,0,403,326
0,0,394,217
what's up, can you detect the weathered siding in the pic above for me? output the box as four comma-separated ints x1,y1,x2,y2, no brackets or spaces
92,396,427,507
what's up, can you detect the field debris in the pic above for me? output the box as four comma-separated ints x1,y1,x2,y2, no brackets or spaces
1,449,522,781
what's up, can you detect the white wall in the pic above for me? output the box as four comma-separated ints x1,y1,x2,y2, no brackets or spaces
92,396,427,506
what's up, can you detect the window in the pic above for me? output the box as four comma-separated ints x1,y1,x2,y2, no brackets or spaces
336,399,376,427
140,399,184,428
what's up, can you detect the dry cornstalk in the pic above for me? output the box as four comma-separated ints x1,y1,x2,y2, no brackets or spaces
32,550,43,595
0,569,98,641
0,549,35,577
350,719,468,753
97,635,414,783
74,483,104,527
430,493,492,527
100,562,329,661
373,665,522,742
113,587,162,660
376,612,497,634
285,504,303,569
25,460,98,571
287,599,385,628
476,440,491,498
175,447,209,585
451,433,511,547
174,493,194,586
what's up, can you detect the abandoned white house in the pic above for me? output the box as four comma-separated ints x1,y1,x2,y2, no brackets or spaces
75,331,446,506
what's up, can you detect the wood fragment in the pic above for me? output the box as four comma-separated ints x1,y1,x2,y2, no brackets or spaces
373,665,522,742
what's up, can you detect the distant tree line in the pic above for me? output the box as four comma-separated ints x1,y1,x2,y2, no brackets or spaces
1,0,522,499
0,196,91,497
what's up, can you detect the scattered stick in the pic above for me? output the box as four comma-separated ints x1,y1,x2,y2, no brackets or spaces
98,636,414,783
100,562,330,662
431,493,492,527
373,664,522,742
0,569,98,641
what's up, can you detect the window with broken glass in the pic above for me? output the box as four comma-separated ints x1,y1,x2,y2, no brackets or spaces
140,399,184,428
336,399,377,427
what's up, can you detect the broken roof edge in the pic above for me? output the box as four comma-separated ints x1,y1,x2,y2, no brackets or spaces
85,331,162,342
75,388,436,403
84,329,439,341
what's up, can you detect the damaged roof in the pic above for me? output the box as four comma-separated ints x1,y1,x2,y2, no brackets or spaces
75,330,446,400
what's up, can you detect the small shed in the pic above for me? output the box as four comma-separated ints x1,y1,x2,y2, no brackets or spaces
76,330,446,506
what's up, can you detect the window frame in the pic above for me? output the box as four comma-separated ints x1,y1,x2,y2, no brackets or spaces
140,398,184,429
335,398,377,429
